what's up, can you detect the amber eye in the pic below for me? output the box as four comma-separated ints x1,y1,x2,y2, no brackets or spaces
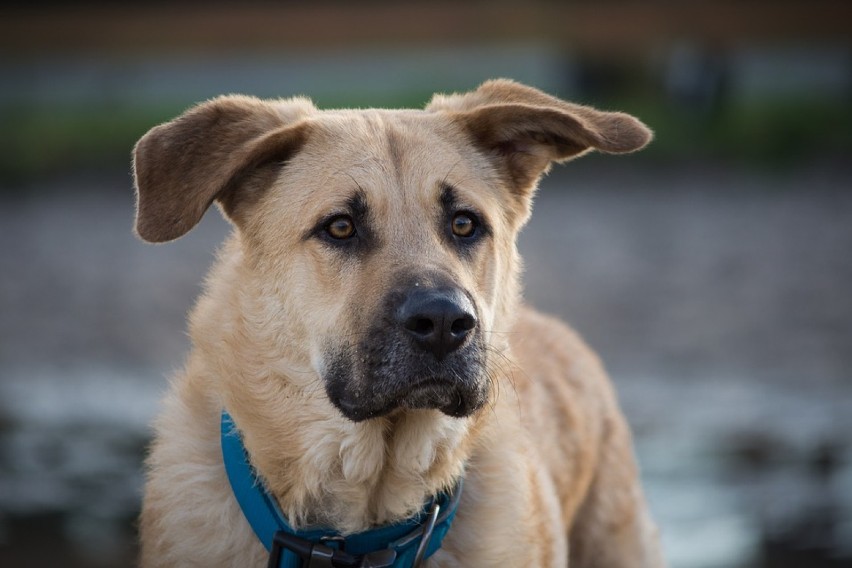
325,215,356,240
451,212,477,238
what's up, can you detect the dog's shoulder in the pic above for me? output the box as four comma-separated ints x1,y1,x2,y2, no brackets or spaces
507,304,620,465
509,304,610,396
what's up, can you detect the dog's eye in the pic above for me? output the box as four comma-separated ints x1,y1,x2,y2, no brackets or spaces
325,215,356,240
451,212,477,238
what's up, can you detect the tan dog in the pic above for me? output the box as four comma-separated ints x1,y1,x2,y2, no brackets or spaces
133,79,664,567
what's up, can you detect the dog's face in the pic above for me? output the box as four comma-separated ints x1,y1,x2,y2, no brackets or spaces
132,80,651,423
246,112,517,421
276,112,513,420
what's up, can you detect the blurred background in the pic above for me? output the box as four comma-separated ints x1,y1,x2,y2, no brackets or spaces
1,1,851,566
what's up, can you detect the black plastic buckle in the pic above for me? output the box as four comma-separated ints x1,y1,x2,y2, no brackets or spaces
268,531,396,568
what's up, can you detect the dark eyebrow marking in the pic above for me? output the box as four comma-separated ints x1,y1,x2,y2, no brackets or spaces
347,190,369,224
440,182,458,214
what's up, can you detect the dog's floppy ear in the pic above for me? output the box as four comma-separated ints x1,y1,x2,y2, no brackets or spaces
132,95,314,243
429,79,652,196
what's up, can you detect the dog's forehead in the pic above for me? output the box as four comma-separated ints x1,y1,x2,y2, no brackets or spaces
309,108,460,175
284,108,500,215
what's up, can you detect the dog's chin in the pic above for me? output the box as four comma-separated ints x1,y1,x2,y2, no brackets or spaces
397,381,471,416
331,379,486,423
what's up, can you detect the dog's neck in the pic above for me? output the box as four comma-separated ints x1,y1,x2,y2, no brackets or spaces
224,385,477,534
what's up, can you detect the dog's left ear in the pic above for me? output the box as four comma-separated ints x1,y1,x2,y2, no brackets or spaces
429,79,652,197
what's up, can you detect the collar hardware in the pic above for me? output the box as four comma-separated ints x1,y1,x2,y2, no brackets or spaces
269,531,397,568
411,503,439,567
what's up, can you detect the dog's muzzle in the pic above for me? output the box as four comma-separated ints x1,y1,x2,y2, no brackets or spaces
324,283,489,422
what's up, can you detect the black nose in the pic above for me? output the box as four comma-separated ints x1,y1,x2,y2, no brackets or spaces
396,287,477,360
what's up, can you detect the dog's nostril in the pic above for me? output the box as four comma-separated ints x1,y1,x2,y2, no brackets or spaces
451,314,476,336
405,316,435,337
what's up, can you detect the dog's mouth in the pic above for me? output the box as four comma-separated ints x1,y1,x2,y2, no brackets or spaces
329,371,487,422
324,344,489,422
396,378,472,414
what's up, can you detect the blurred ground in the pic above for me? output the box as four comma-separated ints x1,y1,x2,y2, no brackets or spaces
1,160,850,567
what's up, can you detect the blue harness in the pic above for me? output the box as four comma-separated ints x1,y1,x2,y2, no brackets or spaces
221,412,463,568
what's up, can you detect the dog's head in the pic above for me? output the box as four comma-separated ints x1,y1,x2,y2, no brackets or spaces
133,79,650,423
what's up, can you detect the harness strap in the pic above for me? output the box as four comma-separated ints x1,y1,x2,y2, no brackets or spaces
221,412,462,568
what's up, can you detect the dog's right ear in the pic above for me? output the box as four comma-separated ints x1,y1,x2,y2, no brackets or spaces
132,95,314,243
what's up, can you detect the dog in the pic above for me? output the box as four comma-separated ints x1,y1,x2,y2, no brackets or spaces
133,79,664,567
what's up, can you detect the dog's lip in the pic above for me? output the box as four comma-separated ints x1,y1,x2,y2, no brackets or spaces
332,376,477,422
396,375,460,398
404,376,457,392
386,375,484,416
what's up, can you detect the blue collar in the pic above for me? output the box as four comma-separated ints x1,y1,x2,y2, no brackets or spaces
221,411,463,568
